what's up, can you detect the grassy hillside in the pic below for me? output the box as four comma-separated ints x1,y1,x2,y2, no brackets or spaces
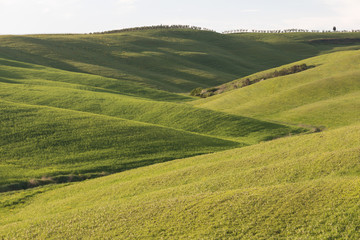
0,99,239,190
0,58,302,144
1,123,359,239
192,50,360,129
1,30,360,92
0,57,191,102
0,56,304,190
1,29,360,239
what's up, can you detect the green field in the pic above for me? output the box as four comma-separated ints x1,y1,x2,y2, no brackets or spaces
0,55,302,188
1,123,359,239
193,50,360,129
0,57,302,143
0,99,242,189
1,30,360,93
0,28,360,239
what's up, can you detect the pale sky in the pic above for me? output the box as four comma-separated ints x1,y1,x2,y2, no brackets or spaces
0,0,359,35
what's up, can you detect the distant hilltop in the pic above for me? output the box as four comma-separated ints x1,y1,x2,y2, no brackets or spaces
90,25,216,34
89,24,360,35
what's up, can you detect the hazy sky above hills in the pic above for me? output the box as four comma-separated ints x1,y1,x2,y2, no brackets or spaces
1,0,359,34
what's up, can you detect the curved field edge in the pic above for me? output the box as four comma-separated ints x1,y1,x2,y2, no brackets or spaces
0,57,192,102
0,99,240,188
1,124,359,239
191,50,360,129
0,60,304,144
1,30,360,93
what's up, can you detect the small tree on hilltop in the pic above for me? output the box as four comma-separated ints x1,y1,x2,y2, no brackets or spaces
333,26,337,32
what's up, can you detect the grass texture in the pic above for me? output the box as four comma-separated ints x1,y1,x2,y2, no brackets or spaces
1,30,360,93
0,99,240,188
0,29,360,239
193,50,360,129
1,123,359,239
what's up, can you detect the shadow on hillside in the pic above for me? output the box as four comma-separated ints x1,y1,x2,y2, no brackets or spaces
0,45,84,74
0,77,20,84
0,33,349,93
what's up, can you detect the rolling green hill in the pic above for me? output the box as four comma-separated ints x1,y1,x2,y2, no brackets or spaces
1,123,359,239
1,29,360,239
0,99,241,190
0,56,302,189
192,50,360,129
0,57,302,144
1,30,360,93
0,57,192,102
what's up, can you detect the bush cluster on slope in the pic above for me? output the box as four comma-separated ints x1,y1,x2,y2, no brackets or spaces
193,64,314,98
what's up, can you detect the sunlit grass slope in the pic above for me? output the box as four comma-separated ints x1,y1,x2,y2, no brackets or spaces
1,123,359,239
0,99,240,189
1,30,360,92
0,58,191,102
193,50,360,129
0,58,302,144
0,29,359,239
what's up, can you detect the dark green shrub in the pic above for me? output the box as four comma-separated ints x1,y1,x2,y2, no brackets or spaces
200,92,211,98
190,87,203,96
208,87,219,93
242,78,251,87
